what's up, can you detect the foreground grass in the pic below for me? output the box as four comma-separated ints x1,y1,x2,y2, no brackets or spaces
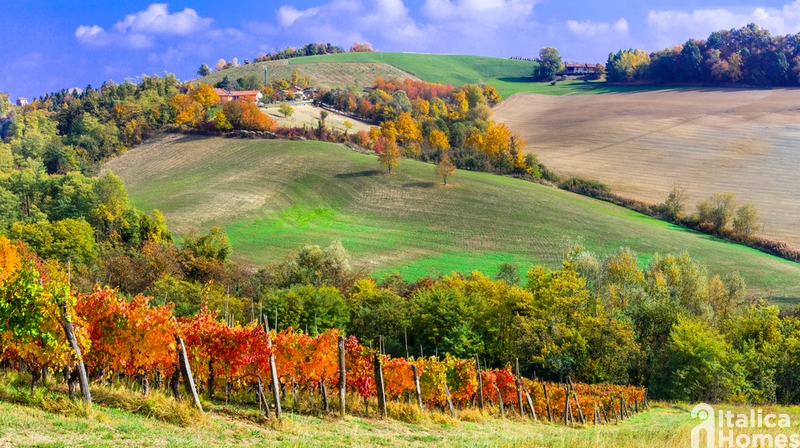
5,389,800,448
104,135,800,300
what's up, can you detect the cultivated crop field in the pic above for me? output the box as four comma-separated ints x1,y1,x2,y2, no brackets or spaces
260,103,373,133
494,88,800,248
103,134,800,300
198,59,420,90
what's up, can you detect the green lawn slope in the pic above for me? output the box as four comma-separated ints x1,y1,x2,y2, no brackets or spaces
0,397,720,448
103,135,800,301
197,52,666,99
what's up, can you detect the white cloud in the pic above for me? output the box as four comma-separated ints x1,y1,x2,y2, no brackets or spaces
421,0,534,24
75,25,107,45
566,18,628,38
112,4,213,35
76,3,214,48
271,0,428,46
646,1,800,49
277,5,320,27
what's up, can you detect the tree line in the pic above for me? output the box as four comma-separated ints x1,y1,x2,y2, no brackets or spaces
607,23,800,86
197,41,375,78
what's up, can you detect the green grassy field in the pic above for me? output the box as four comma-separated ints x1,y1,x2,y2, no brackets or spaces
197,52,672,99
103,134,800,300
288,53,675,98
0,398,710,448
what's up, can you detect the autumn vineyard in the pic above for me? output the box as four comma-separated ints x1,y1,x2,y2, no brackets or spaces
0,237,646,427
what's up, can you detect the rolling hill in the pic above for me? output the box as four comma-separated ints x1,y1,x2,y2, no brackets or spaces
195,52,651,99
494,88,800,249
103,134,800,301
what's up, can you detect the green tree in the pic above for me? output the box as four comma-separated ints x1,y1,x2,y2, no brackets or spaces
697,192,737,233
733,203,759,241
661,184,687,221
91,171,133,242
662,315,743,402
495,262,521,286
534,47,564,81
278,102,294,118
0,92,9,115
265,284,349,333
347,279,407,347
196,63,211,77
183,226,231,262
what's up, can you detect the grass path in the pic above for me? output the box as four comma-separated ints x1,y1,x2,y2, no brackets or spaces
103,135,800,301
0,397,725,448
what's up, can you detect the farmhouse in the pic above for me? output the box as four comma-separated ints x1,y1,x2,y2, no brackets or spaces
15,97,28,106
562,63,599,75
214,88,263,104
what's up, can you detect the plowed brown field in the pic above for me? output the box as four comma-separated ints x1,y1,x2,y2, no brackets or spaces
495,88,800,246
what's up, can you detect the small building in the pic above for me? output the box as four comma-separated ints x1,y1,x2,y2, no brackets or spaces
214,88,262,104
214,88,234,103
16,97,28,106
563,63,599,75
232,90,263,103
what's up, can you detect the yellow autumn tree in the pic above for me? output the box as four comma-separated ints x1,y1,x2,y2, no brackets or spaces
435,155,456,185
191,84,220,108
466,121,512,157
395,112,421,144
428,129,450,151
379,138,401,173
412,98,430,117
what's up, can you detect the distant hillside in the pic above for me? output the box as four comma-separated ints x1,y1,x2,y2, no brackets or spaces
197,52,680,99
104,134,800,302
197,59,420,91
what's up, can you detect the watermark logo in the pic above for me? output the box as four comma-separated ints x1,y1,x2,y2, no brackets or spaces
691,403,799,448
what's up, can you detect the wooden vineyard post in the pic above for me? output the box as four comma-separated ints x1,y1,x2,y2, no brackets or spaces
411,364,423,412
338,335,346,419
493,382,505,418
515,359,524,417
523,382,537,421
58,300,92,406
443,381,456,418
263,314,282,420
564,383,571,426
373,336,387,418
269,349,281,419
620,396,626,420
320,379,329,413
600,402,609,424
207,359,215,400
542,382,554,423
257,378,271,418
175,334,203,412
475,354,484,411
568,377,585,424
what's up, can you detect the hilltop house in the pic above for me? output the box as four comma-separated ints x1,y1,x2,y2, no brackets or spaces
214,88,263,104
562,63,599,75
15,98,28,106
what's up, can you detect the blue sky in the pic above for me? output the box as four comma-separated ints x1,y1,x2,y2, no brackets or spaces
3,1,800,99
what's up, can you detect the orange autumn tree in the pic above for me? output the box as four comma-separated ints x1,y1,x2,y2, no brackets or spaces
222,100,275,131
170,94,205,126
